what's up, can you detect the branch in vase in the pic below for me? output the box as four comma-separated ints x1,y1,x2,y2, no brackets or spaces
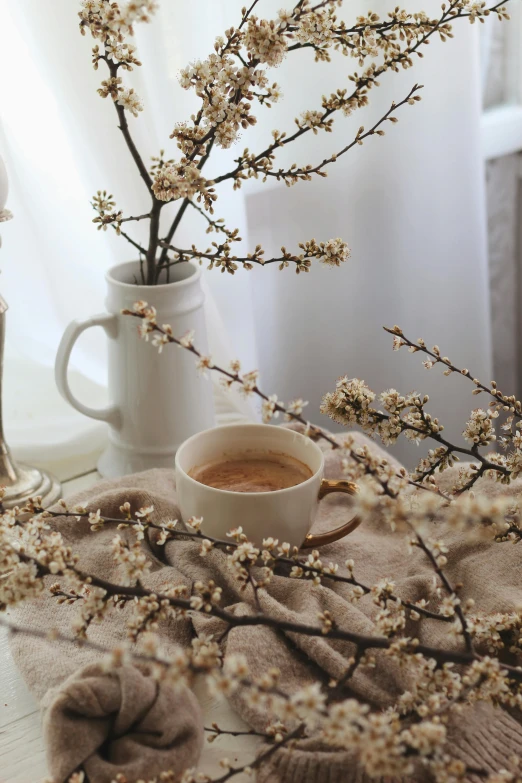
117,227,147,257
156,139,216,272
158,235,351,274
106,61,153,191
210,0,489,189
239,85,423,187
187,200,241,240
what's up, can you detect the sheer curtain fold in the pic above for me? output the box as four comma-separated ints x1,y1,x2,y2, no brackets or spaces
237,0,492,467
0,0,492,473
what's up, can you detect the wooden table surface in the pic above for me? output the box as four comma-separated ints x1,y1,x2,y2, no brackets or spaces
0,402,262,782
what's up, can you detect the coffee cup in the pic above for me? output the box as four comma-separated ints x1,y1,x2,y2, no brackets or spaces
175,424,361,549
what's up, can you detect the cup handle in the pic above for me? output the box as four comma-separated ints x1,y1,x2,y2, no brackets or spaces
55,314,121,426
302,479,360,549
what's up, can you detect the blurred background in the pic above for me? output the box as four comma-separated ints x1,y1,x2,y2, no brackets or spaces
0,0,520,473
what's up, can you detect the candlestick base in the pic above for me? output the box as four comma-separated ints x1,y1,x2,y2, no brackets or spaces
1,462,62,510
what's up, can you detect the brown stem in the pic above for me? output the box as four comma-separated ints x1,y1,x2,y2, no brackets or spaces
16,549,522,680
123,312,452,501
247,85,422,183
209,723,305,783
105,56,162,283
117,226,147,256
146,198,162,285
120,213,151,224
384,325,522,420
108,61,153,192
43,506,451,624
158,139,215,269
212,0,466,188
413,530,474,652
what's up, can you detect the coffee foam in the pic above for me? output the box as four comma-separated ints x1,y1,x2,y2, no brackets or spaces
188,451,313,493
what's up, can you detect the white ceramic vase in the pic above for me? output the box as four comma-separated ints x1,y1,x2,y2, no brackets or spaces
55,260,215,478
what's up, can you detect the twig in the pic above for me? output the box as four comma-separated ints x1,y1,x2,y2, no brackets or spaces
384,325,522,418
205,725,272,740
212,0,466,188
245,85,423,184
208,723,305,783
37,507,449,624
117,227,147,256
14,549,522,680
413,530,474,653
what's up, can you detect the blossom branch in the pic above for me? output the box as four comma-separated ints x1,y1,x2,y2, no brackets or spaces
37,503,451,624
81,0,509,287
158,236,351,274
385,325,522,432
124,307,452,502
106,60,153,191
411,529,474,652
212,0,495,189
321,376,511,494
242,85,423,186
12,514,522,693
118,227,147,256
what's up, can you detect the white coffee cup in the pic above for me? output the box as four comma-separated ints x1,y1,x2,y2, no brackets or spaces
175,424,361,549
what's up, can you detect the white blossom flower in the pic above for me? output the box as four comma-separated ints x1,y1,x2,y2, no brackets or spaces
186,516,203,532
196,355,213,375
151,332,170,353
321,238,351,267
463,408,497,446
290,682,326,722
180,330,195,349
244,17,288,67
285,398,308,419
116,88,143,116
152,162,209,202
262,394,279,423
199,539,213,556
241,370,260,395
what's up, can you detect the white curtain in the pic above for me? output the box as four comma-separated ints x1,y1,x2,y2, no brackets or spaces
0,0,492,472
241,0,492,467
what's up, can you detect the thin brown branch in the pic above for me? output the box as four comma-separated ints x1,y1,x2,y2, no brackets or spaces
413,530,474,652
205,724,272,740
40,506,449,624
384,325,522,418
120,212,151,224
124,311,453,503
117,227,147,256
158,139,215,270
208,723,305,783
245,84,423,184
212,0,477,188
107,60,153,192
14,548,522,681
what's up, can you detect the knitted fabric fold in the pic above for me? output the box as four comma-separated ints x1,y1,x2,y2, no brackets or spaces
42,664,203,783
10,428,522,782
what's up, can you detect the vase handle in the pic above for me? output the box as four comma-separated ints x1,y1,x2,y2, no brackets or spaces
55,314,121,426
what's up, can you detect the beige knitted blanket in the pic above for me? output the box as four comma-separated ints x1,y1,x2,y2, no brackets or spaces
9,430,522,783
